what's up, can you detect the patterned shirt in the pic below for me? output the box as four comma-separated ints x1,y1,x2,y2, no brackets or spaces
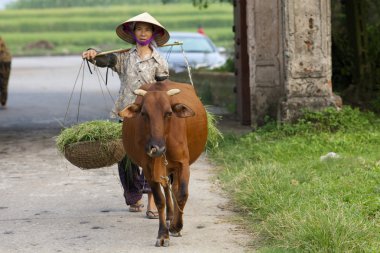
111,46,169,117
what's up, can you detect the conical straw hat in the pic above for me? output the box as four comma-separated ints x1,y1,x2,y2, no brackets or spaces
116,12,170,46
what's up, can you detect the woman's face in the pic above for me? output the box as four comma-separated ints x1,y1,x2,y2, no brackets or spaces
134,22,153,43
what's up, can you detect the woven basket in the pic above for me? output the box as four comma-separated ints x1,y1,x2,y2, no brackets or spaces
63,139,125,169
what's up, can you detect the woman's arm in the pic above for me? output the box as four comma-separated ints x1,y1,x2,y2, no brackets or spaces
82,49,117,68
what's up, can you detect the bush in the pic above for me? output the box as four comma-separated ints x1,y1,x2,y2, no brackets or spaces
258,106,379,139
212,57,234,72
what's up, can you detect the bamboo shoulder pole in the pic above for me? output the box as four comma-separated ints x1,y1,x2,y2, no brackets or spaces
96,41,183,56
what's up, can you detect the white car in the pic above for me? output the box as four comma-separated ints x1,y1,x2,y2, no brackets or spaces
158,32,227,73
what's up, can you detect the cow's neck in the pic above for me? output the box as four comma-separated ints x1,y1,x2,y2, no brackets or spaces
151,156,168,186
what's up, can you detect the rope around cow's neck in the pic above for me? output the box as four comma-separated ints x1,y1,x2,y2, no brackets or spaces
160,153,184,214
161,175,184,215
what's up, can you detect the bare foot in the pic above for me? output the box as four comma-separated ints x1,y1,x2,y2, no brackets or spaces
147,193,158,213
129,199,144,212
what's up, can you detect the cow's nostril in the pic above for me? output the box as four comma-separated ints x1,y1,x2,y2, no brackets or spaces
147,145,159,156
147,145,166,157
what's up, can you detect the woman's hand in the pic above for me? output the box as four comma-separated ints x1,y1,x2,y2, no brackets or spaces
82,49,98,60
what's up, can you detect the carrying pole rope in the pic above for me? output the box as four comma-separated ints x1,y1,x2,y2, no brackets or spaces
64,41,194,125
93,66,116,105
95,41,194,86
96,42,183,56
63,60,85,126
179,44,193,86
64,59,116,126
76,59,86,123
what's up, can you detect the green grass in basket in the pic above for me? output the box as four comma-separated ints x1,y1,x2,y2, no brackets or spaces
56,120,122,153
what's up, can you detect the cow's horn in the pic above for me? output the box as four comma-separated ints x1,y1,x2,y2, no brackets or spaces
134,89,147,96
167,89,181,96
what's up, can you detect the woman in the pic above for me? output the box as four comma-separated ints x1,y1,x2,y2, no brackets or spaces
82,12,170,219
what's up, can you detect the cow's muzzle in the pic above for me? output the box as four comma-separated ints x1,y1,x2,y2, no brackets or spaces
147,145,166,158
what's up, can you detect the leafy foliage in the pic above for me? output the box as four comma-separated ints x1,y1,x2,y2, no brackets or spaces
331,0,380,111
211,57,234,72
6,0,190,9
191,0,232,9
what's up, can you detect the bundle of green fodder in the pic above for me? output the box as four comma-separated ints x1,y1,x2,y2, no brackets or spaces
56,120,124,169
205,109,223,151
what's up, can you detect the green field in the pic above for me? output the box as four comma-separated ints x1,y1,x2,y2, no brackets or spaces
0,3,234,56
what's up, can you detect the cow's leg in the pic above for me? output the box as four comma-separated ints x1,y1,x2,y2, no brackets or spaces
164,184,174,226
150,181,170,247
169,165,190,237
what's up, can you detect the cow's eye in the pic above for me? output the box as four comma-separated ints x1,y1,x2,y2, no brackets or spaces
141,111,148,118
165,111,172,118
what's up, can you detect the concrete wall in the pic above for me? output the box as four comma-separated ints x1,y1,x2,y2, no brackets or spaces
282,0,335,121
247,0,284,126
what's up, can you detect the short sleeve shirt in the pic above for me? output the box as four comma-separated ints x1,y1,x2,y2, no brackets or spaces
111,46,169,117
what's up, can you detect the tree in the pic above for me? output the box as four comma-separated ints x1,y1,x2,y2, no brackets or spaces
332,0,380,111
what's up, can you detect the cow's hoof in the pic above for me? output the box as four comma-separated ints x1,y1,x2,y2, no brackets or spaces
155,238,170,247
169,227,182,237
170,231,182,237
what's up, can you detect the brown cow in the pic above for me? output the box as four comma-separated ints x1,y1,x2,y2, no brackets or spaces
118,79,208,247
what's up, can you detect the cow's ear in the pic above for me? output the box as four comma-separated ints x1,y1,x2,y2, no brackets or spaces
118,104,141,118
172,103,195,118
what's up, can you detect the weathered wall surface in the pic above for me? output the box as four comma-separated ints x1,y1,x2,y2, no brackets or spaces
246,0,336,126
282,0,335,121
247,0,284,126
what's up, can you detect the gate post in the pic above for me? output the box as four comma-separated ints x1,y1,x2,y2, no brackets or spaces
233,0,251,125
244,0,336,126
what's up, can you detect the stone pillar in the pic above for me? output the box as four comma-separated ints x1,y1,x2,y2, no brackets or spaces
246,0,336,126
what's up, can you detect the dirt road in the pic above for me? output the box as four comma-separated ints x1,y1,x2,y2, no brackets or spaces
0,56,252,252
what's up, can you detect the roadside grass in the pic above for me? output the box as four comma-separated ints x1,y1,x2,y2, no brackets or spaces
209,107,380,252
0,3,233,56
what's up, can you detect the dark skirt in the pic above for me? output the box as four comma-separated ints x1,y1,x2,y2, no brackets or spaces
117,156,151,206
